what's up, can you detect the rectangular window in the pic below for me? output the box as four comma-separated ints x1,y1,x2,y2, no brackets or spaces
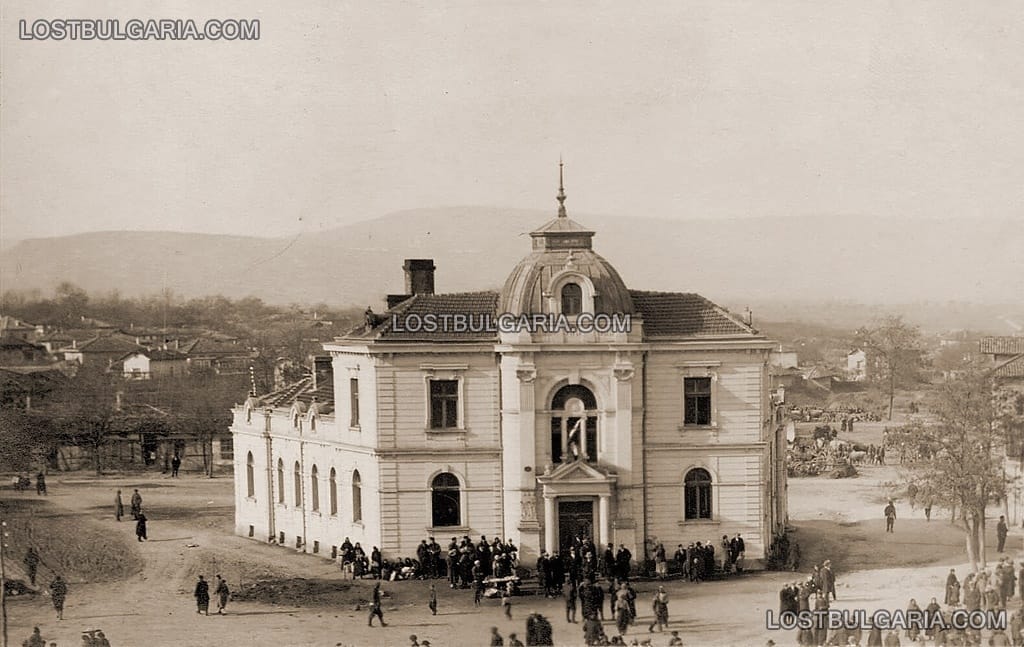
684,377,712,426
220,437,234,460
350,378,360,427
429,379,459,429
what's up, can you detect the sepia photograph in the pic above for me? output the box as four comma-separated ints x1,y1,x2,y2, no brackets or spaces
1,2,1023,646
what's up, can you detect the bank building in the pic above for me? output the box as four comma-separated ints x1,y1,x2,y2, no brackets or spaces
231,170,788,568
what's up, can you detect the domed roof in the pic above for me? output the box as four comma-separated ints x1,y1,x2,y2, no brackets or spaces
499,247,635,315
499,162,633,316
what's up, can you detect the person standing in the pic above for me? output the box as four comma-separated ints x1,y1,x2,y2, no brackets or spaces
654,543,667,580
821,560,837,602
489,626,504,647
23,626,45,647
427,583,438,615
194,575,210,615
114,489,124,522
49,575,67,620
36,472,47,496
998,516,1009,553
24,547,40,586
884,500,897,533
945,569,960,605
565,585,577,623
215,574,230,614
130,489,143,520
367,582,387,627
648,586,669,633
171,454,182,478
135,513,148,541
502,589,513,620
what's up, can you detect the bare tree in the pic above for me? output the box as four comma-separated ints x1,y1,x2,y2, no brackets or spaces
854,315,924,420
900,370,1005,571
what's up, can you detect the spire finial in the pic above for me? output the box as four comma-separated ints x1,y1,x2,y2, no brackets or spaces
556,157,567,218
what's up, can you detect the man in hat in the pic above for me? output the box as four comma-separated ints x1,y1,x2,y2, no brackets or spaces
368,582,387,626
821,560,837,601
884,500,897,533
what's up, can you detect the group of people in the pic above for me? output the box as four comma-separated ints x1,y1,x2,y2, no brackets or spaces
192,574,231,616
20,626,110,647
11,471,47,494
115,488,147,541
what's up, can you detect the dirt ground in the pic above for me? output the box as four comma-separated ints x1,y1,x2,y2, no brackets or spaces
3,441,1019,647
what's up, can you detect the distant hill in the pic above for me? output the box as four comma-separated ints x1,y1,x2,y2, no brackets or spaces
1,209,1020,330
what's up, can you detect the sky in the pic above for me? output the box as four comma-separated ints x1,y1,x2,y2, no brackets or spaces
2,1,1023,243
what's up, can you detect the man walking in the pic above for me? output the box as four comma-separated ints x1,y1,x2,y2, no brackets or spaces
215,574,230,614
130,489,143,520
136,513,148,542
884,500,897,533
368,582,387,626
35,472,47,496
998,516,1009,553
648,586,669,633
194,575,210,615
171,454,182,478
115,489,124,522
24,547,40,586
49,575,67,620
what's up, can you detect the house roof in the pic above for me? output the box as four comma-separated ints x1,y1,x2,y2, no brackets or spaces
628,291,757,337
341,289,760,342
981,337,1024,356
0,315,35,330
180,337,253,357
994,354,1024,378
0,335,44,350
73,335,145,354
344,292,501,342
253,375,335,415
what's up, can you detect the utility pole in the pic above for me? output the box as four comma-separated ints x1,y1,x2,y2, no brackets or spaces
1,510,9,647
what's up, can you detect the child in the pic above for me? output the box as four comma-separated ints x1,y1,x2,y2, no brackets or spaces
428,583,438,616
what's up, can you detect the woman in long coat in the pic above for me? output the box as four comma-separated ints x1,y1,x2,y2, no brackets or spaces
945,569,960,605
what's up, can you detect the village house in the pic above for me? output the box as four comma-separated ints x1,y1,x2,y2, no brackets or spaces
120,348,190,380
230,174,788,568
846,348,867,381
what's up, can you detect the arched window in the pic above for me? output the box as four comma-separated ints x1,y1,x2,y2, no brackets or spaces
561,282,583,315
245,452,255,498
550,383,599,463
246,406,252,424
310,414,317,431
310,465,320,512
431,472,461,527
293,413,300,428
293,461,302,507
352,470,363,523
276,458,285,504
329,467,338,516
684,468,713,520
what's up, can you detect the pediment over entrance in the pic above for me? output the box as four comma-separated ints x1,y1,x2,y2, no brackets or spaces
537,459,617,485
537,459,617,498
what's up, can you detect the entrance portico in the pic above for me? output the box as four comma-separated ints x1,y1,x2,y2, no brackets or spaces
536,459,617,552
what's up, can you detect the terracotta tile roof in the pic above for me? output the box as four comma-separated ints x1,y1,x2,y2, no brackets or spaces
629,291,757,337
345,292,501,342
0,335,43,350
255,376,335,414
994,354,1024,378
181,337,254,357
981,337,1024,356
75,335,146,354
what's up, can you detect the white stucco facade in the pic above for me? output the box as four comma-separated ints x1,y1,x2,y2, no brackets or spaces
231,193,788,568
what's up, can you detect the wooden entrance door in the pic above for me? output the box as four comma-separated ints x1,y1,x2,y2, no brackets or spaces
558,499,594,552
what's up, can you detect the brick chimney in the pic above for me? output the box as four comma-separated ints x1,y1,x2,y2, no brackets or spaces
387,259,436,309
403,259,435,295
